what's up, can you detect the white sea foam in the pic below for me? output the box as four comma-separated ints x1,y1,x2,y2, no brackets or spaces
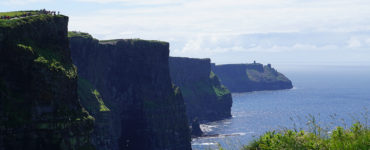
223,121,231,124
192,142,217,146
232,132,247,136
200,124,217,132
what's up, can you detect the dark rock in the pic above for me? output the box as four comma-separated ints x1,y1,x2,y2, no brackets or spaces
0,15,94,150
191,118,203,137
69,32,192,150
212,63,293,93
169,57,233,122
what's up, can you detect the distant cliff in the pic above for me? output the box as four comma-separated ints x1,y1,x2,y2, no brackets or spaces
169,57,232,122
0,15,94,150
69,32,191,150
212,63,293,93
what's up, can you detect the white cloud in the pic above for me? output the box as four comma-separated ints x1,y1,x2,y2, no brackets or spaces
348,37,362,48
365,38,370,46
76,0,183,5
66,0,370,64
0,0,50,5
70,0,370,40
170,31,370,61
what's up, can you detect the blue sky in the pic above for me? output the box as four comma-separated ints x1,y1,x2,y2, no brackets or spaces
2,0,370,68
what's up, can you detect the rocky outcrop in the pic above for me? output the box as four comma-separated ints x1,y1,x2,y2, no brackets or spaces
0,15,94,150
190,119,203,137
212,63,293,93
169,57,232,122
69,32,191,150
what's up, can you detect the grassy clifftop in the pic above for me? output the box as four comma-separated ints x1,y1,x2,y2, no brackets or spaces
0,11,64,27
68,31,93,39
68,31,169,47
0,10,40,16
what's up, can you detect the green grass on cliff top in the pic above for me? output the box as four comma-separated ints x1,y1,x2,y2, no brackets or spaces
68,31,93,39
0,11,64,28
68,31,169,46
0,11,38,17
100,38,169,45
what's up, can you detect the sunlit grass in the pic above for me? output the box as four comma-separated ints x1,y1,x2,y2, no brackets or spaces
207,110,369,150
243,121,369,150
0,11,38,17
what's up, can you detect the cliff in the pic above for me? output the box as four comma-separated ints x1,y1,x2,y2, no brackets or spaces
0,13,94,150
69,32,191,150
212,63,293,93
77,78,112,150
169,57,232,122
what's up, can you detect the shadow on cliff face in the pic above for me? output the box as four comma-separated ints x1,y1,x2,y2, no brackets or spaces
0,15,94,150
69,32,192,150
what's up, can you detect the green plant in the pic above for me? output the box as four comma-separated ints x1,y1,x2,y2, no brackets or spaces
77,78,110,113
243,119,370,150
29,44,77,78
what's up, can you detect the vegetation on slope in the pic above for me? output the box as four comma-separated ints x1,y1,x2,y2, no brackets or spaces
181,71,230,99
17,43,77,78
243,122,369,150
210,71,230,97
78,78,110,114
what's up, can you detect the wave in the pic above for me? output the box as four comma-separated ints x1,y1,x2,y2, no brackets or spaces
191,142,218,146
200,124,217,132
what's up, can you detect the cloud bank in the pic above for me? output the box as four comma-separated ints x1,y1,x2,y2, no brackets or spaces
2,0,370,65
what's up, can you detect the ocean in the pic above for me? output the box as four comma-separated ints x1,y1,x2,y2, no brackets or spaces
191,65,370,150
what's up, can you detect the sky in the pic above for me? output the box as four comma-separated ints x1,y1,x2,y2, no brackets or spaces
1,0,370,69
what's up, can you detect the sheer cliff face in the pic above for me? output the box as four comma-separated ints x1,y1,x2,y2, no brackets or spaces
0,16,94,150
77,78,112,150
69,34,191,150
213,63,293,93
169,57,232,122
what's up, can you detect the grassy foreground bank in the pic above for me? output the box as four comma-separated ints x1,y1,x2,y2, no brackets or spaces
212,113,370,150
242,122,369,150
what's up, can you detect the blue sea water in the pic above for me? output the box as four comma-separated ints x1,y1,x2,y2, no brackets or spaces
192,65,370,150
